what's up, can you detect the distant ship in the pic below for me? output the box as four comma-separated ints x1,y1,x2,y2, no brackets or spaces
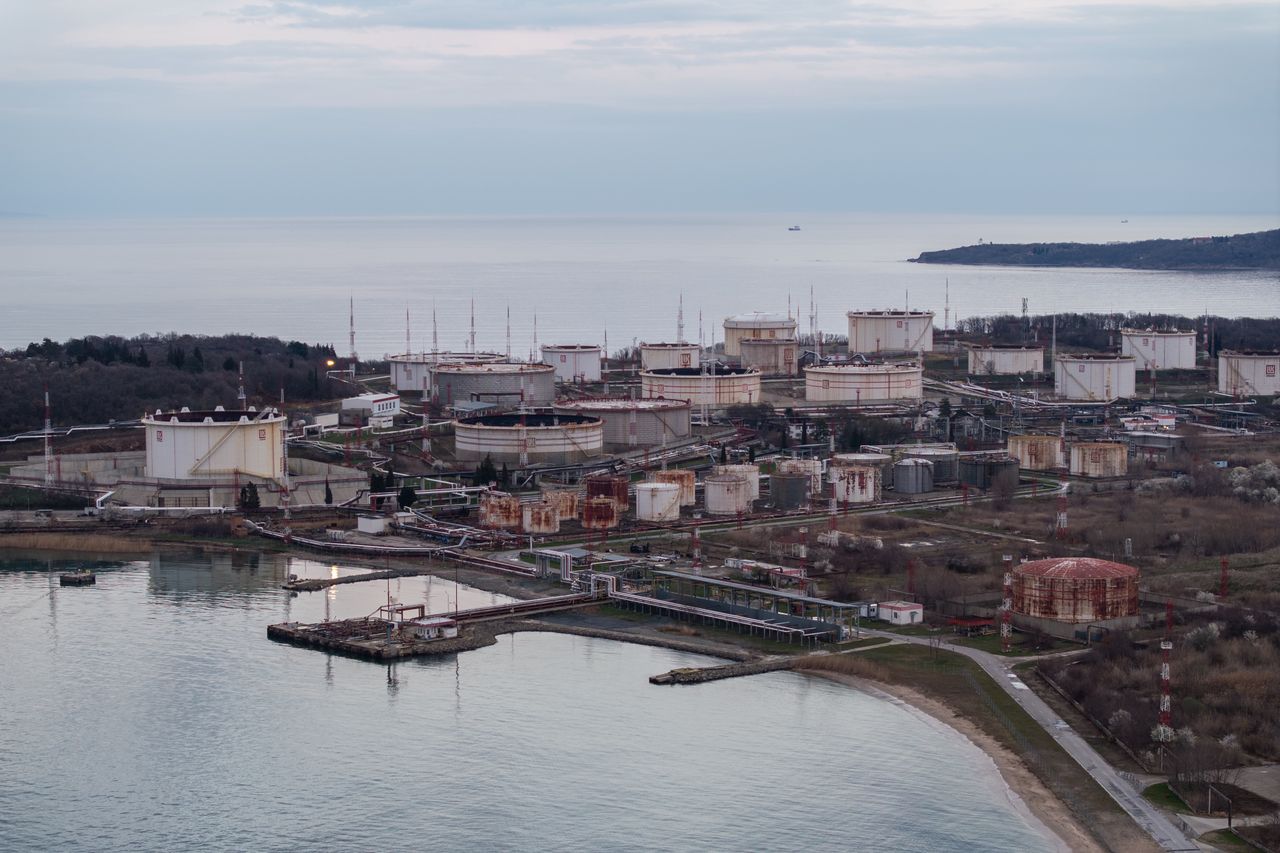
788,225,801,231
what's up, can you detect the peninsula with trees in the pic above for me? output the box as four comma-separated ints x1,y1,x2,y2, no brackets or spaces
911,228,1280,270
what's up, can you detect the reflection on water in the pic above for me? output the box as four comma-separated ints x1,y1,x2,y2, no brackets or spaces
0,551,1056,852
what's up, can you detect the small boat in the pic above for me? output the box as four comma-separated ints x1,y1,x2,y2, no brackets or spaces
60,570,96,586
788,225,801,231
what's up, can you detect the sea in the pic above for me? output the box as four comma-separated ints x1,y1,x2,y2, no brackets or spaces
0,550,1060,852
0,213,1277,354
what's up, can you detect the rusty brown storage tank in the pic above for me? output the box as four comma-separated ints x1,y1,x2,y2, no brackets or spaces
1069,442,1128,478
1007,434,1066,471
479,491,521,529
585,475,629,511
652,469,696,506
540,486,579,521
1012,557,1139,623
521,502,560,534
581,496,620,530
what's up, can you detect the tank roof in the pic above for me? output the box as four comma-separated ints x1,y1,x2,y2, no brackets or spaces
968,343,1045,351
805,362,920,373
388,351,503,364
724,311,795,326
1219,349,1280,357
642,366,759,377
1015,557,1138,580
144,407,282,424
457,413,600,428
638,341,700,349
847,309,934,318
434,361,555,373
1055,353,1136,362
554,397,691,412
1120,328,1195,335
541,344,601,351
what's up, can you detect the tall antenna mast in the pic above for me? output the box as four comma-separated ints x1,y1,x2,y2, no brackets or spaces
677,293,685,344
533,313,539,360
348,296,358,361
469,297,476,353
405,307,411,355
808,285,816,347
237,361,247,408
944,278,950,333
432,301,439,353
43,385,52,485
505,305,512,360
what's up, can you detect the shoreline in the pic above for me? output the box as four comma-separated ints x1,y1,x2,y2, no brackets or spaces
802,669,1102,853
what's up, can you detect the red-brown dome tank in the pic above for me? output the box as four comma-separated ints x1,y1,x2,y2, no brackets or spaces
1012,557,1139,623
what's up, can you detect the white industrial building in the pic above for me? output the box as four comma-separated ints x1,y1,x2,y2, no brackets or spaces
1120,329,1197,371
640,366,762,407
1218,350,1280,396
541,344,603,383
804,363,923,403
341,393,400,427
723,312,798,358
967,345,1044,376
638,342,701,371
847,310,934,354
1054,354,1136,401
878,601,924,625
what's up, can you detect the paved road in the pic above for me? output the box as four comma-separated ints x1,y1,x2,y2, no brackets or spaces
862,628,1200,852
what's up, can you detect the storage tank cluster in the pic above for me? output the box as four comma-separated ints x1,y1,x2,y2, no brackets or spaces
454,413,604,464
804,362,923,404
552,398,691,449
434,361,558,406
967,345,1044,376
1218,350,1280,396
738,338,799,376
641,366,762,407
1053,354,1136,401
900,446,959,484
541,344,603,383
958,454,1020,490
847,310,934,354
1120,329,1197,371
722,312,798,357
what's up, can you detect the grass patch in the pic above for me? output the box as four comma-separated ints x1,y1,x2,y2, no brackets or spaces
1199,828,1265,853
1142,783,1191,814
952,632,1067,656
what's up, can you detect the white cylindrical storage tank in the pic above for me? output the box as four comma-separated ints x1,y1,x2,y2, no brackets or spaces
847,310,934,354
967,345,1044,376
1054,355,1136,401
388,352,504,394
1070,442,1129,478
433,361,557,407
723,312,798,358
893,458,934,494
833,452,893,485
704,474,753,515
635,482,681,522
830,463,881,504
901,447,959,484
143,407,286,481
552,398,692,448
1008,434,1066,471
639,342,701,371
641,366,762,407
454,413,604,464
1218,350,1280,396
541,344,603,383
805,363,923,403
1121,330,1197,371
714,463,760,500
738,338,799,376
776,458,824,494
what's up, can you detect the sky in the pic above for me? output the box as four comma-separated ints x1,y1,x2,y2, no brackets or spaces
0,0,1277,217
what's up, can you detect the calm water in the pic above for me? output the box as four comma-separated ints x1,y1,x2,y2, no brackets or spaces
0,550,1057,852
1,213,1276,353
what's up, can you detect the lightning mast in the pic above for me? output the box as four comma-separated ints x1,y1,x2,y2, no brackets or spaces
506,305,512,360
43,385,52,486
677,293,685,344
469,297,476,353
348,296,358,362
237,362,247,409
432,301,439,353
1155,601,1175,744
405,307,411,355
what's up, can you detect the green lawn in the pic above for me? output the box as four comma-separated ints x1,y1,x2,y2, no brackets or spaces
1142,782,1191,814
952,632,1066,657
1199,828,1265,853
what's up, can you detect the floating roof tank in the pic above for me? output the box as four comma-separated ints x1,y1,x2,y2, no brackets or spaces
722,312,798,357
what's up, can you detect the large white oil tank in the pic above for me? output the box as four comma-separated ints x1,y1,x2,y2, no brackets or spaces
723,312,798,358
714,463,760,500
541,344,603,383
635,482,681,522
1054,354,1136,401
143,407,286,481
847,310,934,354
1218,350,1280,396
967,345,1044,376
1121,329,1197,371
552,398,691,448
454,414,604,464
434,361,557,406
1007,434,1066,471
738,338,799,376
830,463,881,504
641,366,762,407
704,474,753,515
388,351,504,394
805,363,923,403
639,342,700,371
1070,442,1129,478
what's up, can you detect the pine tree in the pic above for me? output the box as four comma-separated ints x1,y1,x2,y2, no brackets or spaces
397,484,417,510
474,454,498,486
324,479,333,505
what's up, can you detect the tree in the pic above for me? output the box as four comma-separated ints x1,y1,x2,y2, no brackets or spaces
324,478,333,505
474,454,498,486
719,445,728,464
397,484,417,510
238,482,260,510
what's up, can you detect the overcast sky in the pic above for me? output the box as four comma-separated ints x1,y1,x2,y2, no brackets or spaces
1,0,1277,216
